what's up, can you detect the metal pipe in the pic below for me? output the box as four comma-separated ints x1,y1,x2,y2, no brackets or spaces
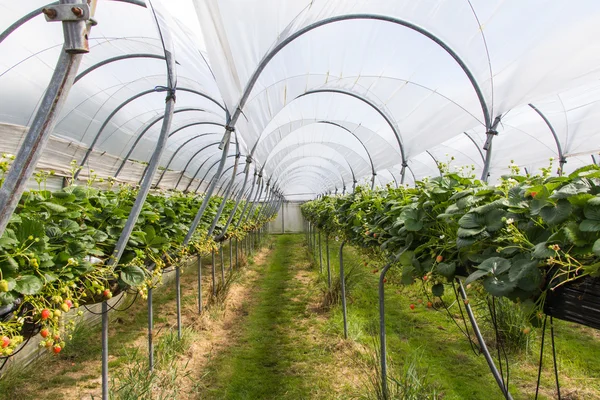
148,285,153,369
220,242,225,281
207,149,241,237
211,250,216,297
102,301,109,400
378,261,394,399
182,129,232,247
229,238,233,271
107,97,176,265
197,257,202,314
326,235,332,288
216,158,252,240
0,0,96,236
318,230,323,273
529,103,567,175
457,280,513,399
481,116,502,182
176,266,181,340
339,241,348,339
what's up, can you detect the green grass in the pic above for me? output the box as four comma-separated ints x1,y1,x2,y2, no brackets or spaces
0,240,241,400
197,234,340,399
316,236,600,400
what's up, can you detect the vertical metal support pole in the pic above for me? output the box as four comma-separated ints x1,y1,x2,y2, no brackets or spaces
457,281,513,400
0,1,95,237
326,235,332,288
339,241,348,339
197,257,202,314
281,201,285,233
220,242,225,281
229,238,233,271
183,129,232,247
176,266,182,340
148,285,154,370
378,262,394,400
318,231,323,273
235,238,239,267
481,116,502,182
101,301,109,400
211,250,216,297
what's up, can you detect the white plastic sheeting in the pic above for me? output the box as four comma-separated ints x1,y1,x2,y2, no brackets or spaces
1,0,600,202
195,0,600,198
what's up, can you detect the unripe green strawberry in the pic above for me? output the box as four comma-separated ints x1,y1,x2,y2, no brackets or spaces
0,280,9,292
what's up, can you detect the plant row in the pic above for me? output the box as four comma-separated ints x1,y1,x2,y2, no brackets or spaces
0,171,272,357
302,161,600,320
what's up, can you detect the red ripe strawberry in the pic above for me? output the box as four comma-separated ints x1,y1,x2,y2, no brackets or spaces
373,233,378,238
1,336,10,348
372,269,378,274
103,289,112,299
409,304,415,310
40,329,50,339
364,261,368,266
65,299,73,308
41,309,51,320
383,278,387,283
530,191,538,198
427,301,433,308
436,255,443,263
52,345,62,354
423,275,428,281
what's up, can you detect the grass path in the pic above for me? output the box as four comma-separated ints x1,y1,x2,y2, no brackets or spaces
196,234,357,399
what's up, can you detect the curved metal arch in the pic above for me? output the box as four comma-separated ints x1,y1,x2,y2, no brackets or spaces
264,142,363,182
253,119,377,179
463,132,486,163
425,151,443,177
184,151,229,192
226,13,495,186
280,175,330,196
528,103,567,174
74,86,226,178
297,88,406,163
272,155,349,190
0,0,147,46
275,154,356,190
213,161,248,193
193,154,238,193
317,121,376,175
229,13,493,154
216,170,247,197
279,170,335,194
75,54,171,84
277,161,345,190
172,140,236,190
114,107,214,177
153,131,223,186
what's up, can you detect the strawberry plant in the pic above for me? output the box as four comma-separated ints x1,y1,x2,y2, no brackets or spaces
302,162,600,320
0,159,271,356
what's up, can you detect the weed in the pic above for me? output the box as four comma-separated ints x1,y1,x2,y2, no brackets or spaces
321,260,365,309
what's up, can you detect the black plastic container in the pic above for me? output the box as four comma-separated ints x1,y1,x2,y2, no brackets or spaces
544,275,600,330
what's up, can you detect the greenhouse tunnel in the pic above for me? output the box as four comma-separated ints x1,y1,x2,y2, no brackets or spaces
0,1,600,399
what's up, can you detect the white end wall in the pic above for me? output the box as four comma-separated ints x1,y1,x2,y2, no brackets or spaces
268,202,304,233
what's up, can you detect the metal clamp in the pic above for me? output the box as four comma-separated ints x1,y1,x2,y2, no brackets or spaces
42,2,92,54
218,129,232,150
42,4,90,22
